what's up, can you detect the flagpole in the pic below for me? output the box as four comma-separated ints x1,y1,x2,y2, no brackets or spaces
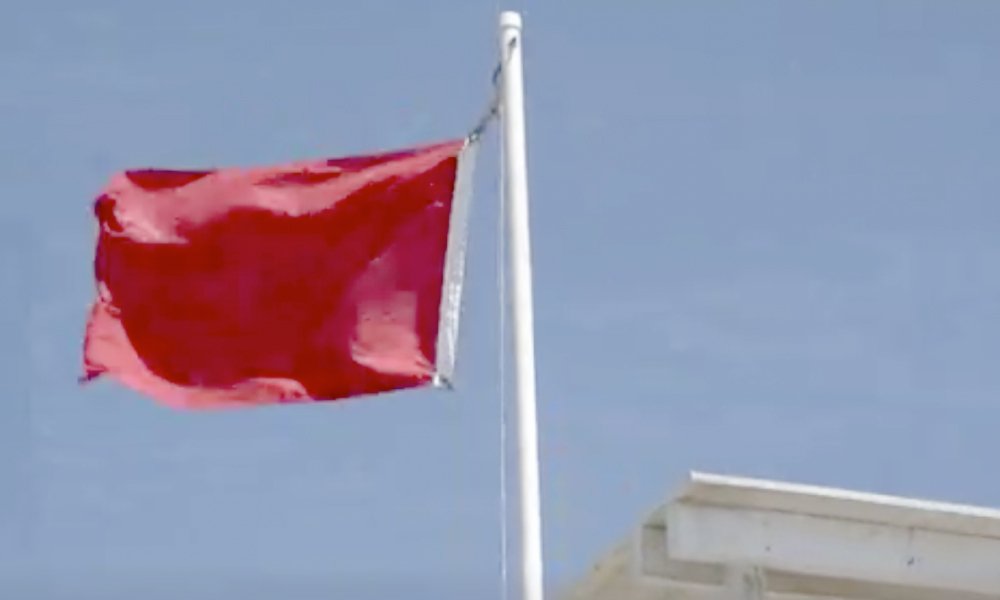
499,11,545,600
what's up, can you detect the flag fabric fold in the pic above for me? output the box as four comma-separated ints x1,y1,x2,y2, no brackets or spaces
82,139,477,409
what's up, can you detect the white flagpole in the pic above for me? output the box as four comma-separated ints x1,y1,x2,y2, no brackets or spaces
498,11,545,600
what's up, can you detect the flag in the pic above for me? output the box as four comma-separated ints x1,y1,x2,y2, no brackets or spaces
81,139,477,409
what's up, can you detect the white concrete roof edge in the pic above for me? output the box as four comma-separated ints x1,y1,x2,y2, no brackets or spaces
565,471,1000,599
676,471,1000,539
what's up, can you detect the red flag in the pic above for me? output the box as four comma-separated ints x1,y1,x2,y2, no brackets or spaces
82,139,477,409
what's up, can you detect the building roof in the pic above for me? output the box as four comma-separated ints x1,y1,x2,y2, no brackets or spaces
563,472,1000,599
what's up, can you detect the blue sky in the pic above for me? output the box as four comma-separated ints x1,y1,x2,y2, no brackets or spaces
3,1,1000,598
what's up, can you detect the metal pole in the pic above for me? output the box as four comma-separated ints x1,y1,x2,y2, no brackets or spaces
499,11,544,600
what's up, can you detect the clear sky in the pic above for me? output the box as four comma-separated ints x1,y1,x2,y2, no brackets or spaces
3,1,1000,598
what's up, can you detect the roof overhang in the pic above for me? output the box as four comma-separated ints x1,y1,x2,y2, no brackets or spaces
564,472,1000,599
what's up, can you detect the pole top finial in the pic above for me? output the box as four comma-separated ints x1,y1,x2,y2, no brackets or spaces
500,11,522,30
